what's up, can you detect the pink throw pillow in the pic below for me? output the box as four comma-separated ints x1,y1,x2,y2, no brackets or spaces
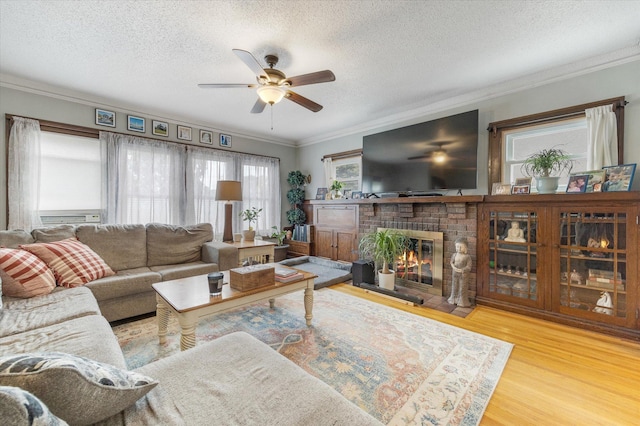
20,238,115,288
0,248,56,298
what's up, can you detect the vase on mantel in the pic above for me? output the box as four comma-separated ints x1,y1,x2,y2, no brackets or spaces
332,190,343,199
536,176,560,194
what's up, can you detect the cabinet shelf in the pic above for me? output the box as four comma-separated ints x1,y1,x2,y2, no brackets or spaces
560,282,626,294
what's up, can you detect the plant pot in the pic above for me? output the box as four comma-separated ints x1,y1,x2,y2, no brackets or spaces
378,270,395,290
242,230,255,242
331,190,343,199
274,244,289,262
536,176,560,194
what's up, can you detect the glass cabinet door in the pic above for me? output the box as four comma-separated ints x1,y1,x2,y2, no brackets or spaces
487,210,542,308
557,210,628,326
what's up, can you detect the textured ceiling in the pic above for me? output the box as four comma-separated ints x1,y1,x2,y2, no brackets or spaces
1,1,639,146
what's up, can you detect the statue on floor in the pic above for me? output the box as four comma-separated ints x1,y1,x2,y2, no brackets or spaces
448,237,472,307
505,221,526,242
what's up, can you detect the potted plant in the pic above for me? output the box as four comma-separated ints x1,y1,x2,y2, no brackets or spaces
521,147,574,194
265,226,290,262
330,180,344,199
286,171,307,226
239,207,262,241
358,229,410,290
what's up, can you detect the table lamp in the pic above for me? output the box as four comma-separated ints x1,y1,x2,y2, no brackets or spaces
216,180,242,242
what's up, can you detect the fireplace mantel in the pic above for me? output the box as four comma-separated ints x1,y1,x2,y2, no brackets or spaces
307,195,483,205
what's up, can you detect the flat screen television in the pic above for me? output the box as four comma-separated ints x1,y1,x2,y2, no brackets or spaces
362,109,479,196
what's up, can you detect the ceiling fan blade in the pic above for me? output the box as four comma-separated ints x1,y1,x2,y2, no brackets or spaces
407,155,429,160
285,90,323,112
286,70,335,87
232,49,269,82
198,83,257,88
250,98,267,114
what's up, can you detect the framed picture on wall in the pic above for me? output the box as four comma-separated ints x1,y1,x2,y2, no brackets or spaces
602,164,636,192
177,125,192,141
127,115,145,133
95,109,116,127
220,134,232,147
200,130,213,145
152,120,168,137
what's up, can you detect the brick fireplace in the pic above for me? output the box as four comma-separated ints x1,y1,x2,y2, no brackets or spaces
359,201,478,301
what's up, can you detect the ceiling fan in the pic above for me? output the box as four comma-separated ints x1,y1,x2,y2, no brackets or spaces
198,49,335,113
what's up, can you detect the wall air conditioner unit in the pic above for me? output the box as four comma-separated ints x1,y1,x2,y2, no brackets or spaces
40,213,101,226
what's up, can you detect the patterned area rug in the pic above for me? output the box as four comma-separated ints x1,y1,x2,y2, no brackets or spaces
113,289,512,425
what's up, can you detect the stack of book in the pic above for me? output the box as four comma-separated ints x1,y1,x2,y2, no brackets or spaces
586,268,625,291
274,267,304,283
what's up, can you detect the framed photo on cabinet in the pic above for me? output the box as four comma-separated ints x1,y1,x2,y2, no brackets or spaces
602,164,636,192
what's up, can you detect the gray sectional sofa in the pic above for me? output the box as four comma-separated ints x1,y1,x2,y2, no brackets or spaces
0,223,238,321
0,222,381,424
0,283,382,425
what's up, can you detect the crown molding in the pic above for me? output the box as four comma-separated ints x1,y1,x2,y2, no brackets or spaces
297,45,640,147
0,74,297,148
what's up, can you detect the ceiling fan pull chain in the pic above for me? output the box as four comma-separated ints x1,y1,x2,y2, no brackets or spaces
270,105,274,130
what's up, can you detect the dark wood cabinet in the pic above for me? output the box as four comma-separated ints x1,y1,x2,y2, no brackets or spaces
477,192,639,339
313,204,359,262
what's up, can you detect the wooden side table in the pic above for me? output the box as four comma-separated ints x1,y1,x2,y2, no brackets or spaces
229,239,276,266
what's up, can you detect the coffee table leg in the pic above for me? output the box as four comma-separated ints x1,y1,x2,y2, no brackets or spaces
177,317,197,351
304,287,313,326
156,295,169,344
269,298,275,308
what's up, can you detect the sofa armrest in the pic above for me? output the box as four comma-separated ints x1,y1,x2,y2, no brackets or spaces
201,242,238,271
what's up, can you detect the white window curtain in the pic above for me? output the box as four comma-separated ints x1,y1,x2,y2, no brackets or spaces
101,132,186,225
586,105,618,170
8,117,43,231
238,154,280,236
185,146,236,235
323,157,333,188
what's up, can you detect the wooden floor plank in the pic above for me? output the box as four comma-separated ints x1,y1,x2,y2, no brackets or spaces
331,284,640,425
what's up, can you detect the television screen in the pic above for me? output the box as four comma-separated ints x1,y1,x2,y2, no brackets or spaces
362,110,479,195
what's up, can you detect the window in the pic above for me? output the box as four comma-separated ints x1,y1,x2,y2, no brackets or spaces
488,97,625,193
39,131,103,214
331,157,362,192
502,118,588,190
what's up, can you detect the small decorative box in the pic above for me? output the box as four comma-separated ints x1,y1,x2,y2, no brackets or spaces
229,264,275,291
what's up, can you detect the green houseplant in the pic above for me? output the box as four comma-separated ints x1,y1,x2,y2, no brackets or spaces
267,226,290,261
521,147,574,194
330,180,344,199
239,207,262,241
286,171,307,226
358,229,410,290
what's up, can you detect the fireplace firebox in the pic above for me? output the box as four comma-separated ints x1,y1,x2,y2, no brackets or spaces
378,228,444,296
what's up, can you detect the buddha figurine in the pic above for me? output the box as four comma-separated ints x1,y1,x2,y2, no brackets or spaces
505,221,526,242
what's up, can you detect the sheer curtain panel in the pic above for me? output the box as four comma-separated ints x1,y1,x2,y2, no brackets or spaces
239,154,280,236
8,117,43,231
102,132,186,225
586,105,618,170
185,147,236,237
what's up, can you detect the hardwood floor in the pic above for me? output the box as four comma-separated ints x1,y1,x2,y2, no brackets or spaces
331,284,640,425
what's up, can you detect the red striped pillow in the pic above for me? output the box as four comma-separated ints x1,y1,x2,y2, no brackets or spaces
20,238,115,288
0,248,57,298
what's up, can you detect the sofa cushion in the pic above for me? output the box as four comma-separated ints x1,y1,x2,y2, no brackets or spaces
0,229,34,248
0,287,100,338
85,268,161,301
20,238,115,288
0,385,68,426
0,352,157,425
133,332,383,426
149,261,219,281
0,248,56,298
76,224,148,271
31,225,76,243
146,223,213,267
0,315,127,369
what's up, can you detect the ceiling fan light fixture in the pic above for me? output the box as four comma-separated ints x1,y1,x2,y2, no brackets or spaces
257,85,285,105
433,150,447,163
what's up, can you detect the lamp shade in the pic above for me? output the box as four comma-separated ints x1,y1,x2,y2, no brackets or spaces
216,180,242,201
257,85,286,105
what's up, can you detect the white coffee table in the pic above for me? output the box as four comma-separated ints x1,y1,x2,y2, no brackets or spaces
152,268,316,351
